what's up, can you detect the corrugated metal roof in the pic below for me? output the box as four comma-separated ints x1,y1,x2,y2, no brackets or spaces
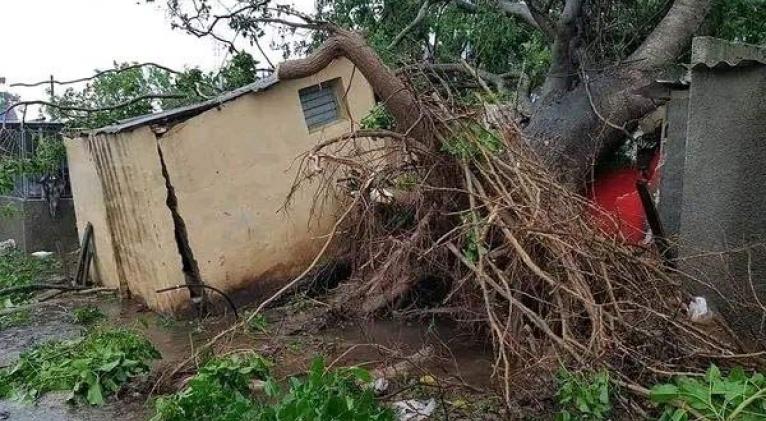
691,37,766,69
88,73,280,135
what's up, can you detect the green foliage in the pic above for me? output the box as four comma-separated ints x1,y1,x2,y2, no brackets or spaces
72,306,106,326
0,328,160,405
152,353,271,421
0,135,66,196
257,358,394,421
555,369,612,421
651,365,766,421
246,312,269,334
441,123,503,159
0,249,62,307
709,0,766,45
360,103,395,130
153,356,393,421
46,52,262,129
0,308,30,331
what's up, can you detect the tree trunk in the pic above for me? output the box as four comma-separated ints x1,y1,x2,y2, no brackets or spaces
278,28,430,143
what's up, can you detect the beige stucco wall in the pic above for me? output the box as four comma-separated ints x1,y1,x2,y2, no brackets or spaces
67,57,375,312
66,128,188,311
159,57,375,308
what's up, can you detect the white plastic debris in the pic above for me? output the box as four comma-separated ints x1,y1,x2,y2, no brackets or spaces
30,251,54,259
369,187,394,204
393,398,437,421
372,377,390,395
0,239,16,254
688,296,713,324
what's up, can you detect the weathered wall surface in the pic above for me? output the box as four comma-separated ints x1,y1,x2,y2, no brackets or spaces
67,129,187,311
159,58,375,307
678,63,766,345
658,90,688,240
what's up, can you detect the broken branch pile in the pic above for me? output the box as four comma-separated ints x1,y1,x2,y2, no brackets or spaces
291,65,758,403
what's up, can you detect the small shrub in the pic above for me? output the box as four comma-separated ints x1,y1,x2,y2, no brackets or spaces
556,368,612,421
258,358,395,421
360,103,394,130
152,353,271,421
651,365,766,420
0,250,62,306
0,328,160,405
153,356,394,421
73,306,106,325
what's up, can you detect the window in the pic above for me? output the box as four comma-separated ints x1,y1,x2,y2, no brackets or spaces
299,79,342,130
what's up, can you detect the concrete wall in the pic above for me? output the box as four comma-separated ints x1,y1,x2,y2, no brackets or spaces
66,129,187,310
678,63,766,345
0,197,78,253
67,57,375,312
658,89,689,240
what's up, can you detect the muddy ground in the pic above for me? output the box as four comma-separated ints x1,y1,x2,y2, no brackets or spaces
0,292,552,420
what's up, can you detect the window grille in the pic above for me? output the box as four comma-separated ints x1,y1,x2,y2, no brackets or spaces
299,80,341,130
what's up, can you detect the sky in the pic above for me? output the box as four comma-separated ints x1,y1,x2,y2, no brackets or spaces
1,0,313,115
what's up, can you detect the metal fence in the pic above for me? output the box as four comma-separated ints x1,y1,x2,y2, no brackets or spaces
0,122,72,199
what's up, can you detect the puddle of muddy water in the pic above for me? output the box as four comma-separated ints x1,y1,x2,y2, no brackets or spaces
2,295,502,420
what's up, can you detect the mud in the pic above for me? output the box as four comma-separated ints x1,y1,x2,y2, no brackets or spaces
0,293,504,420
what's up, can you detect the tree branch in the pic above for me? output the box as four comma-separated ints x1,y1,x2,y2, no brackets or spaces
11,63,192,88
453,0,542,31
388,0,432,49
629,0,713,68
0,94,188,119
540,0,583,98
397,63,519,93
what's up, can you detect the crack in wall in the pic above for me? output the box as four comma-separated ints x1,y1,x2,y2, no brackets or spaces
155,137,208,314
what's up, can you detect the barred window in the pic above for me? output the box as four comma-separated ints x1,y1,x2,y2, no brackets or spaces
299,79,342,130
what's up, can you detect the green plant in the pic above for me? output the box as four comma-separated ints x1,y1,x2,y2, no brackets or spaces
258,358,394,421
246,312,269,334
360,103,394,130
72,306,106,325
442,123,504,160
152,353,271,421
153,356,394,421
0,250,62,307
556,368,612,421
651,365,766,421
0,308,30,331
0,328,160,405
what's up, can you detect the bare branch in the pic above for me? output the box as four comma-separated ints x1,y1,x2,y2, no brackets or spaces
629,0,713,68
453,0,542,31
388,0,432,49
397,62,519,93
0,94,188,119
12,63,194,88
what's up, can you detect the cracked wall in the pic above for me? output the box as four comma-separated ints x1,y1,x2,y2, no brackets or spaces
66,58,375,312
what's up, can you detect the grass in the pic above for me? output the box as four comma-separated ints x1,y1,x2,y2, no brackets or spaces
152,355,394,421
0,308,30,331
0,328,160,405
72,306,106,325
0,249,62,307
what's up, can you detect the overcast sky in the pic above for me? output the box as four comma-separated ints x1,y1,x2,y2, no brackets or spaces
1,0,312,112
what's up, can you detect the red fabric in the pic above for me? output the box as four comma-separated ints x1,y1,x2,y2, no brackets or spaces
587,153,660,244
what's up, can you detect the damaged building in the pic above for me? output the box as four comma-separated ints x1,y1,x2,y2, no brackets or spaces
65,58,375,313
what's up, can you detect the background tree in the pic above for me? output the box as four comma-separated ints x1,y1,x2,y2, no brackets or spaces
155,0,765,188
